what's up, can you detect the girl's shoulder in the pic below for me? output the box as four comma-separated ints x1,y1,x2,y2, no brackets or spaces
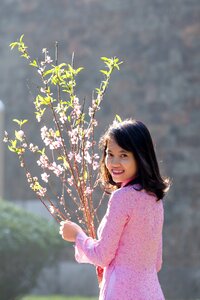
112,184,157,203
111,184,142,201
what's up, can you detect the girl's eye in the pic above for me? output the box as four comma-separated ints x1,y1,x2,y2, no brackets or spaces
107,152,113,157
121,154,127,158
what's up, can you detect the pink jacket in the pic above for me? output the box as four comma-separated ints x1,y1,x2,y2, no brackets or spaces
75,185,165,300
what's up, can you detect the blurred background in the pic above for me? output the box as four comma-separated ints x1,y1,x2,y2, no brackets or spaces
0,0,200,299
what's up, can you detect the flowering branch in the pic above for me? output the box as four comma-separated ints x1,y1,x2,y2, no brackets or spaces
5,35,123,238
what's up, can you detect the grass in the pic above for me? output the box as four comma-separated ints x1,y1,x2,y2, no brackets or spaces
22,296,98,300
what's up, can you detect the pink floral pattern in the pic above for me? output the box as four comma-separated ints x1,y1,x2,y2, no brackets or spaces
75,185,165,300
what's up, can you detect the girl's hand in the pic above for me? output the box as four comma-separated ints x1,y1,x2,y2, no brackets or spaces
59,220,83,242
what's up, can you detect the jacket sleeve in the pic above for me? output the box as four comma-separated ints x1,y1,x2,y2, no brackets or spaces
75,189,130,268
156,235,163,272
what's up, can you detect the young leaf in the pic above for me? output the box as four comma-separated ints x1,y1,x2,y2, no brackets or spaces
101,57,111,62
21,119,28,126
19,34,25,43
30,60,38,68
37,148,46,155
100,70,109,76
75,67,84,75
115,114,122,123
13,119,21,125
9,42,18,50
13,119,28,127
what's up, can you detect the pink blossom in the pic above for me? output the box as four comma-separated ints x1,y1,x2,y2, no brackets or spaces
92,119,98,127
37,67,45,75
18,130,24,139
67,176,74,186
29,143,39,152
36,114,42,122
46,55,53,64
70,97,81,119
49,205,56,214
3,131,8,143
59,112,67,124
94,153,99,160
68,128,79,145
41,126,48,139
26,173,32,183
85,141,92,150
68,152,74,160
49,137,62,150
41,172,50,183
37,155,49,168
85,187,93,195
59,196,65,205
49,162,64,177
75,153,82,163
36,187,47,197
84,151,92,164
40,87,46,94
92,161,99,170
66,187,72,194
73,97,79,105
88,107,94,117
41,126,62,149
85,128,92,138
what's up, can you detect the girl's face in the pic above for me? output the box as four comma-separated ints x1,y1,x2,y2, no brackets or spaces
105,137,138,184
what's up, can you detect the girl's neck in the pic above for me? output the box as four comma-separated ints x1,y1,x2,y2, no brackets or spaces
121,177,137,187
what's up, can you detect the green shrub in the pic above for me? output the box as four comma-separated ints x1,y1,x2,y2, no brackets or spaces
0,200,67,300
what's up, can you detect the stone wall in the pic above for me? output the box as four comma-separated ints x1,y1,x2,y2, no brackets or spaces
0,0,200,298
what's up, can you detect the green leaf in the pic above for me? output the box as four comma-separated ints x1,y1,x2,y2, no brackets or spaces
13,119,21,125
115,114,122,122
58,156,69,170
43,96,52,105
29,60,38,67
63,158,69,170
8,139,18,153
68,64,74,73
21,53,29,59
95,88,101,93
13,119,28,127
55,130,60,137
9,42,18,50
35,108,46,121
8,145,16,153
19,34,24,43
22,119,28,125
100,70,109,76
58,63,67,68
43,69,54,77
37,148,45,155
31,181,42,192
83,170,88,180
101,57,111,62
75,67,84,75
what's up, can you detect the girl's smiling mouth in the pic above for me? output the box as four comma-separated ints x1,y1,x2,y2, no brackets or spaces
111,169,124,175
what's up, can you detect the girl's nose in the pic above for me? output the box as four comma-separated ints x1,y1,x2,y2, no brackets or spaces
111,157,121,166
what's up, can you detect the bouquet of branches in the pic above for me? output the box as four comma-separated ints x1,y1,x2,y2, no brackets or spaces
4,35,122,240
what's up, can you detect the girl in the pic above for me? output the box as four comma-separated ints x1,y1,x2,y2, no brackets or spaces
59,119,170,300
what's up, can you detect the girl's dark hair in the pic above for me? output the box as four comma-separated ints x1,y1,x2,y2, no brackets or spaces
99,119,170,200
